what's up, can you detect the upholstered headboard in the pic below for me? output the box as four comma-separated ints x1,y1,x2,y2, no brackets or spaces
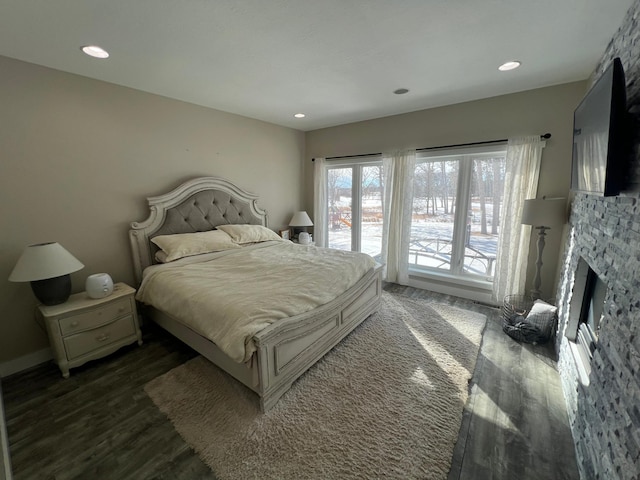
129,177,268,285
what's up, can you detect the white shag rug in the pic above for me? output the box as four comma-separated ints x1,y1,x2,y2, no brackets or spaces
144,291,486,480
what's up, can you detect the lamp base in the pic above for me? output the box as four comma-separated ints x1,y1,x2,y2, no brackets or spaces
531,226,549,301
31,274,72,305
291,226,308,239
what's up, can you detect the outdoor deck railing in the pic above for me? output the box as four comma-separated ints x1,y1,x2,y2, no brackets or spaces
409,237,495,277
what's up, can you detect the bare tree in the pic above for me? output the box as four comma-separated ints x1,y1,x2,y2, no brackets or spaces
361,165,383,222
475,160,488,234
376,165,385,221
327,169,341,207
492,158,503,234
427,162,436,215
328,168,350,230
441,161,449,214
413,163,430,217
361,166,379,198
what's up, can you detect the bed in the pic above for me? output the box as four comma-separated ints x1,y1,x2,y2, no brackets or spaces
129,176,382,412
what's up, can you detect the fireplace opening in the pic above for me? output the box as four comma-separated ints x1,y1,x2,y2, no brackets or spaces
566,257,608,383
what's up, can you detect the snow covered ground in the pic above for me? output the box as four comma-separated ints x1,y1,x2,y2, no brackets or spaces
327,220,498,277
327,194,500,277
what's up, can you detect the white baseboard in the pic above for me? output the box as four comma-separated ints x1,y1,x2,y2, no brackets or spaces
0,348,52,378
407,274,497,306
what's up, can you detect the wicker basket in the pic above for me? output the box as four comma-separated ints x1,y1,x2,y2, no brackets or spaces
502,294,557,344
502,294,534,324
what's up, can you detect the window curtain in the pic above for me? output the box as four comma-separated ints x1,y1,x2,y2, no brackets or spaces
313,157,328,247
381,149,416,284
492,136,545,302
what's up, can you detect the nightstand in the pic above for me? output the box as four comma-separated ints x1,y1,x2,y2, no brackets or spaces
37,282,142,378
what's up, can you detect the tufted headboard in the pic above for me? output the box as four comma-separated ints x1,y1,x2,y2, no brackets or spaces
129,177,268,285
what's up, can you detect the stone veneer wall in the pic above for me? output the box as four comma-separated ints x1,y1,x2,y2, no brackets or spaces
555,2,640,479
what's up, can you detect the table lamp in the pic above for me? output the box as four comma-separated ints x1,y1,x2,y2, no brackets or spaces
289,211,314,243
9,242,84,305
521,197,566,299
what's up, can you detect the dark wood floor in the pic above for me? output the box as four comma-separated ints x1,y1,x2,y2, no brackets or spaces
1,285,579,480
382,285,579,480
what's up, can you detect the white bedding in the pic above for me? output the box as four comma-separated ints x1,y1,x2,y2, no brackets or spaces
136,241,376,363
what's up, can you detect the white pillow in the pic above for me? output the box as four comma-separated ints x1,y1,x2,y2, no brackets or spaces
216,224,283,244
151,230,240,262
524,299,558,337
528,299,557,316
154,250,169,263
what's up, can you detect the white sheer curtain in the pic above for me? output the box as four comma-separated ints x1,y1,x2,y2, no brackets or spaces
313,157,328,247
381,149,415,284
493,136,546,302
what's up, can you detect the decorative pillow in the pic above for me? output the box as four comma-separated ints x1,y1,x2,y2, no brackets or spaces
528,299,558,317
523,299,558,341
155,250,169,263
151,230,240,262
216,224,283,244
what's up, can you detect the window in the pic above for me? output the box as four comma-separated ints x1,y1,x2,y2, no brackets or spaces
326,159,384,259
320,144,506,294
409,145,507,282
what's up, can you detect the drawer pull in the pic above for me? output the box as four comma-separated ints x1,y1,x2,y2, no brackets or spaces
96,333,110,342
70,321,79,328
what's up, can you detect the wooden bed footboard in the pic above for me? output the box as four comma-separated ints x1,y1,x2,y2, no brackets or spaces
254,264,382,411
148,264,382,412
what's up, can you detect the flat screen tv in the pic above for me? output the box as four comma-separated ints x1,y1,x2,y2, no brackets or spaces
571,57,629,196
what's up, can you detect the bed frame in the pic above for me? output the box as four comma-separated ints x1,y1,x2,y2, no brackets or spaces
129,176,382,411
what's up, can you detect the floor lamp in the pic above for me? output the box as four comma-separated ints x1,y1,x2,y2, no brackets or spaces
521,197,566,300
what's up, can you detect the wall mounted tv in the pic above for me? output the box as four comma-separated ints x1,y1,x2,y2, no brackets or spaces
571,57,629,196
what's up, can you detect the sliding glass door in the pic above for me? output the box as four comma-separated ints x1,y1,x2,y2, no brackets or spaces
326,159,384,259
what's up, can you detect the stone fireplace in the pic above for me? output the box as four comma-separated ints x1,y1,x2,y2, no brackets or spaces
564,256,608,384
564,257,609,385
556,191,640,479
554,3,640,478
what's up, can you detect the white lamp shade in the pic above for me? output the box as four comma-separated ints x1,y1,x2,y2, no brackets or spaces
521,198,567,228
9,242,84,282
289,211,314,227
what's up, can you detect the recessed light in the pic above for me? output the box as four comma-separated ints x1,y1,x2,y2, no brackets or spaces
394,88,410,95
81,45,110,59
294,113,306,118
498,61,521,72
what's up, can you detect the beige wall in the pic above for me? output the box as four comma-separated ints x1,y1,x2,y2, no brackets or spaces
0,52,588,365
0,55,305,365
304,81,587,301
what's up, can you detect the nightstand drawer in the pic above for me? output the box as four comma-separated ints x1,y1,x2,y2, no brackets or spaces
59,298,132,335
63,315,136,360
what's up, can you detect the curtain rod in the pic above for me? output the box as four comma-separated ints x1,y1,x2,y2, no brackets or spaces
313,133,551,161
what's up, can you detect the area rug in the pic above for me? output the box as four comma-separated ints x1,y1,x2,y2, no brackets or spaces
144,291,486,480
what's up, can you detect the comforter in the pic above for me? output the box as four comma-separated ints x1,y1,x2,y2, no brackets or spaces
136,241,376,363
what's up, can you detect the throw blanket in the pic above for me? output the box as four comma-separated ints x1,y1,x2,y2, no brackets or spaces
136,241,376,363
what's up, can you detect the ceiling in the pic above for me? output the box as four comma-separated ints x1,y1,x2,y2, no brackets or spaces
0,0,634,131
